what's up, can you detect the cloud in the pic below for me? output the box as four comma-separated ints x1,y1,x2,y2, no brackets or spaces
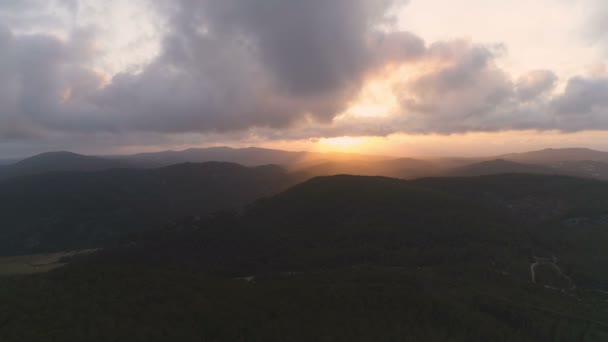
548,76,608,131
0,23,110,138
395,40,514,133
0,0,75,33
584,0,608,51
271,41,603,137
0,0,430,143
94,0,422,134
1,0,608,155
516,70,557,101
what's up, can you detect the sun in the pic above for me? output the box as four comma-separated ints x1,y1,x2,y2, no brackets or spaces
319,137,366,151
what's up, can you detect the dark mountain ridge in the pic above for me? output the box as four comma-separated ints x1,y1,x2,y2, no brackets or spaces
117,146,309,168
0,151,128,181
500,148,608,164
1,173,607,341
112,146,388,169
0,162,291,255
5,147,608,182
446,159,574,177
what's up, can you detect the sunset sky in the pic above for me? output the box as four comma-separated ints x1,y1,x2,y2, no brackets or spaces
2,0,608,158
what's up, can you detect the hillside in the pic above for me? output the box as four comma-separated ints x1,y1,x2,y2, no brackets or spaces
291,158,438,180
114,146,387,168
500,148,608,164
550,160,608,180
0,158,17,165
0,162,291,255
0,174,606,341
7,147,608,183
117,147,309,168
446,159,569,177
0,152,128,180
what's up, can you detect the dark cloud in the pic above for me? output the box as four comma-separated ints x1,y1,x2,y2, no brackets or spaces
393,40,515,133
0,0,428,142
516,70,557,102
96,0,418,134
553,77,608,114
0,23,107,138
550,77,608,132
278,42,600,137
2,0,608,155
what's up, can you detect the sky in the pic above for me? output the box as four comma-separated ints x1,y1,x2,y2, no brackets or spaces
1,0,608,158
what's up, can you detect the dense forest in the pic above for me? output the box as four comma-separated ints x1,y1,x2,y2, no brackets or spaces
0,174,606,341
0,162,292,255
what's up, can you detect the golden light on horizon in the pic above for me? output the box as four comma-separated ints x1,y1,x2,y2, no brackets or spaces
319,136,367,151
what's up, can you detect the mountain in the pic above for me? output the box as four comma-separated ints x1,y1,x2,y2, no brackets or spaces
1,174,606,341
499,148,608,164
117,146,310,168
550,160,608,180
291,158,438,180
443,149,608,180
0,162,291,255
288,147,608,181
0,151,127,181
446,159,570,177
0,158,18,165
376,157,443,178
114,146,387,169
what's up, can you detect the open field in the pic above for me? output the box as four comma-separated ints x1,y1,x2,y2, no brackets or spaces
0,250,97,276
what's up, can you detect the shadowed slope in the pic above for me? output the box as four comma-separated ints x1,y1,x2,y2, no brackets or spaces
0,162,290,255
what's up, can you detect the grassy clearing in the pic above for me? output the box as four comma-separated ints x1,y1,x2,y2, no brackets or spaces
0,250,97,276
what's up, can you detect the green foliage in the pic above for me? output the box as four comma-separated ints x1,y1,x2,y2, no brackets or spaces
0,174,607,341
0,162,290,255
0,265,606,341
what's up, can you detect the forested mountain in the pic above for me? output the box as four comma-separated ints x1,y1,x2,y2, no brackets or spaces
446,159,570,177
550,160,608,180
291,157,437,180
0,162,290,255
6,147,608,182
499,148,608,164
113,146,387,169
0,174,606,341
115,147,311,168
0,152,128,180
0,159,18,165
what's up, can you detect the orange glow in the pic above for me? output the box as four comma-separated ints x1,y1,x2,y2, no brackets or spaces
342,76,398,119
319,136,366,151
339,59,452,121
61,87,73,103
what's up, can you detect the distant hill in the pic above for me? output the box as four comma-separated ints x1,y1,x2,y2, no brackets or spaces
499,148,608,164
0,162,291,255
4,146,608,185
291,158,438,181
0,158,18,166
446,159,569,177
113,146,387,168
117,147,310,168
375,158,441,178
0,152,127,181
550,160,608,180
